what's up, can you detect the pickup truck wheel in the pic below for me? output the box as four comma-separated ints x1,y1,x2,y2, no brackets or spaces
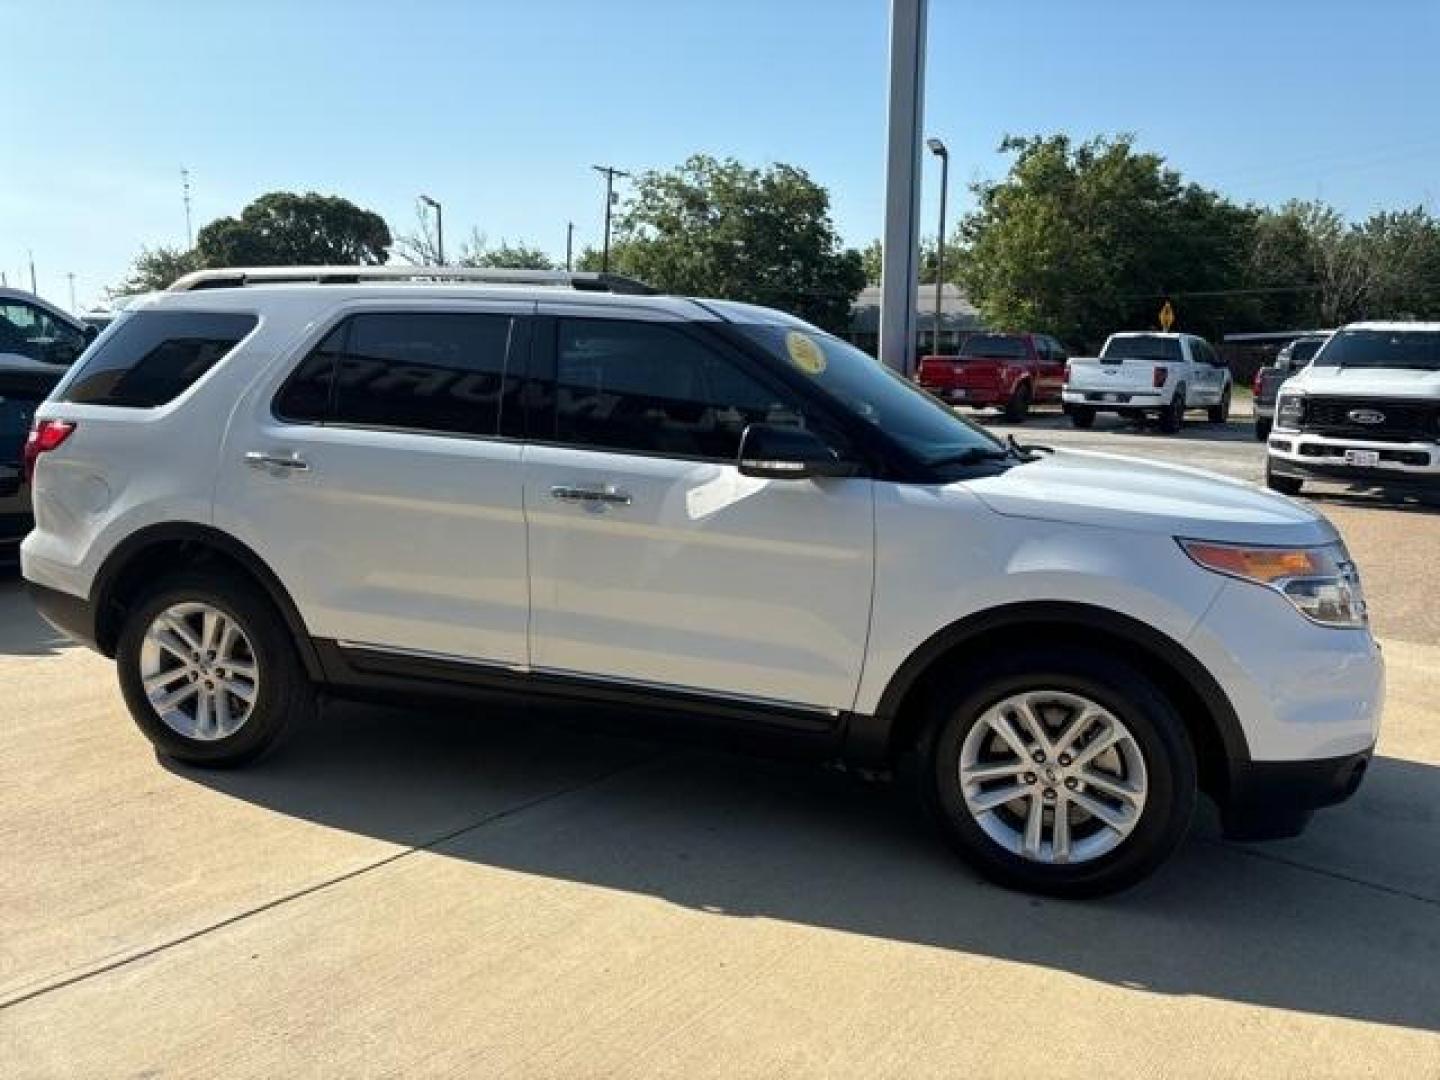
1003,382,1032,423
1159,386,1186,434
1069,405,1095,429
1265,460,1304,496
1208,386,1231,424
1255,417,1272,441
917,647,1197,897
116,571,315,767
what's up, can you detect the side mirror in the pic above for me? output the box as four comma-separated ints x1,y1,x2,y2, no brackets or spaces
737,423,856,480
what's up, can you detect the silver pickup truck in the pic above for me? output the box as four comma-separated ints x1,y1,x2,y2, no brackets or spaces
1252,334,1330,440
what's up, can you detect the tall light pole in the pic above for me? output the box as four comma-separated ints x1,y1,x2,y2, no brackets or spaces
181,168,194,248
879,0,928,375
67,272,77,312
419,194,444,265
926,137,949,356
591,165,629,273
28,250,37,294
565,221,575,272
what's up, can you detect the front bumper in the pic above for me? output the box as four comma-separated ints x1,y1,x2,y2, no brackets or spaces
1267,430,1440,486
1221,749,1374,840
1185,577,1384,837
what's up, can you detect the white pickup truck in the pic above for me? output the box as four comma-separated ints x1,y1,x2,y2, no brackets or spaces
1063,332,1233,433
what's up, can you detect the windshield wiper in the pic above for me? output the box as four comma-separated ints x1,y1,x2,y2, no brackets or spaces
926,446,1012,467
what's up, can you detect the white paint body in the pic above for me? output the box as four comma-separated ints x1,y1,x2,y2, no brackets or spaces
1268,322,1440,479
1064,332,1232,412
23,286,1380,767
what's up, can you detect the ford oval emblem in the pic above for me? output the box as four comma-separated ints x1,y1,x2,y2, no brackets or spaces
1348,408,1386,425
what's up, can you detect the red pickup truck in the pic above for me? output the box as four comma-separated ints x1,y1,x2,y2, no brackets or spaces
917,332,1069,421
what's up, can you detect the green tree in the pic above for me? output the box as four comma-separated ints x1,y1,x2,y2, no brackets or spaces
1359,206,1440,321
859,237,950,285
457,232,554,270
958,134,1256,348
601,154,866,332
113,245,204,294
196,191,391,266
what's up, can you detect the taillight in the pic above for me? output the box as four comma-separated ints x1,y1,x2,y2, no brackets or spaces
22,419,76,483
1252,371,1263,396
1152,366,1169,388
1063,362,1072,384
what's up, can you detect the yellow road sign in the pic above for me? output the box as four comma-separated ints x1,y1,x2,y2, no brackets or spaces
1159,300,1175,332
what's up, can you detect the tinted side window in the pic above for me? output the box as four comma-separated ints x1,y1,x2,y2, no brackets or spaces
312,312,515,437
61,311,257,407
549,318,803,460
273,323,346,423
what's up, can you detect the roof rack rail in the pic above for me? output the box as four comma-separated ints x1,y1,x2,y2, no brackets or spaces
167,266,659,296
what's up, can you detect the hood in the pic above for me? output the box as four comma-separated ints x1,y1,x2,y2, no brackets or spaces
1287,365,1440,398
964,449,1334,546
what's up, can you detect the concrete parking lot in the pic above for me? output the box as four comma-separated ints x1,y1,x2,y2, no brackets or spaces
3,427,1438,1077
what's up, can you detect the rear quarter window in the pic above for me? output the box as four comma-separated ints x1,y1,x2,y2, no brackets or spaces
59,311,257,408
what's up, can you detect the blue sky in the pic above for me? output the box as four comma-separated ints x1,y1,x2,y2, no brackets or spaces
5,0,1438,309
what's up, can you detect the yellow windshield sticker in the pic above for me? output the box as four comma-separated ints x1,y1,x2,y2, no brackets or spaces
785,331,827,376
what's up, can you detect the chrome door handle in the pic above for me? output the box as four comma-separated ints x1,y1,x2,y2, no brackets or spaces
244,450,310,474
550,484,631,506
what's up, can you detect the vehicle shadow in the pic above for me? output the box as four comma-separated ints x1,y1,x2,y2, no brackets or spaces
1303,484,1440,515
0,571,73,657
169,696,1440,1035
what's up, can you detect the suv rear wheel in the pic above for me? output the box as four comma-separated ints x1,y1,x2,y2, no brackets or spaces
917,647,1196,897
115,572,314,766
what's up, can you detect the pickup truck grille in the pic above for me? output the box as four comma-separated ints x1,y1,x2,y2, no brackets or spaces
1298,397,1439,442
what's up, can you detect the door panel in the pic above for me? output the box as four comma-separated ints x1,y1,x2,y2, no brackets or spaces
214,302,531,665
522,444,874,710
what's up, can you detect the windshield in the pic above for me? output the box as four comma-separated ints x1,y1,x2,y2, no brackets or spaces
1288,338,1325,366
1312,329,1440,371
731,324,1005,466
959,333,1027,359
1101,335,1183,363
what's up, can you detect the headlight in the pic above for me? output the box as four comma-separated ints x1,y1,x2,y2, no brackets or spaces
1276,393,1305,428
1180,539,1367,628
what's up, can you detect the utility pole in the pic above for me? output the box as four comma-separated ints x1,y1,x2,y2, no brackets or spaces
29,250,37,294
591,165,630,273
565,221,575,272
67,272,77,312
879,0,928,376
181,167,194,248
926,137,949,356
419,195,444,265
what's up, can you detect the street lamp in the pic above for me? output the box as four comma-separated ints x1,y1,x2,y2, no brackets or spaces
418,194,444,266
926,137,949,356
591,165,630,273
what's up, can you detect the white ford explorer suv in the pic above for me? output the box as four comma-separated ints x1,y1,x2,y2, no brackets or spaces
1064,331,1233,433
22,267,1382,897
1265,321,1440,496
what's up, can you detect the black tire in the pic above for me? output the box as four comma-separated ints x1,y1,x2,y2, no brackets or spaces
916,646,1197,898
1003,381,1033,423
115,571,315,767
1265,460,1304,496
1208,385,1231,424
1069,405,1095,429
1254,417,1272,441
1159,386,1186,434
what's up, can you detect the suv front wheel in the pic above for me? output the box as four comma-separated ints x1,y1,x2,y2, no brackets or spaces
116,572,315,766
917,647,1196,897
